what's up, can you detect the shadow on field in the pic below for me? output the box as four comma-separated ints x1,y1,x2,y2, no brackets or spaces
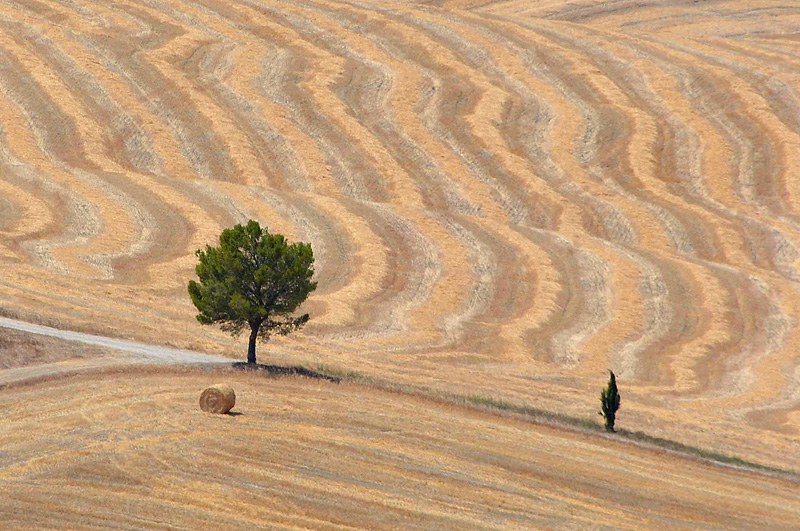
231,362,341,383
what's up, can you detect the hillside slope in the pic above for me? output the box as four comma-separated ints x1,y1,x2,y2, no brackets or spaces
2,369,799,530
0,0,799,469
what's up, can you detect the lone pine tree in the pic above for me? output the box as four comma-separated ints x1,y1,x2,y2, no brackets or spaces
188,220,316,364
600,370,621,432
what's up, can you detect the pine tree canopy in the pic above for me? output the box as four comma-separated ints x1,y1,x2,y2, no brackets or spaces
188,220,316,363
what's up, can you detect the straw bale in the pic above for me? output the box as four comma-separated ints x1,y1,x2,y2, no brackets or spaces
199,383,236,413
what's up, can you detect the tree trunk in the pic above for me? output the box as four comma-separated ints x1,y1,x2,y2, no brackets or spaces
247,322,259,364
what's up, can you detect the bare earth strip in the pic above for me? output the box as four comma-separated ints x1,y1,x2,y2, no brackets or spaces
0,316,230,366
0,317,230,387
0,324,122,373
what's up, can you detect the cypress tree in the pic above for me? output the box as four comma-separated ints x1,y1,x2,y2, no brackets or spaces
600,370,621,432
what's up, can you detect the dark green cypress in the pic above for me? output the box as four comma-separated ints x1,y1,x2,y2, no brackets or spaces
600,370,621,432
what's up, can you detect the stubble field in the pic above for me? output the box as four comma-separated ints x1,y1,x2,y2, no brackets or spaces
1,0,800,525
2,367,800,530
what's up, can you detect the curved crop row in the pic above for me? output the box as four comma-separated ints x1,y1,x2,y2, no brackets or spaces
0,0,799,467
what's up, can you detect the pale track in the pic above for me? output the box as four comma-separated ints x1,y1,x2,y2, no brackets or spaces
1,0,800,473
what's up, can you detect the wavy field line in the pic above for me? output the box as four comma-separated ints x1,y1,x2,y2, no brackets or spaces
1,0,800,472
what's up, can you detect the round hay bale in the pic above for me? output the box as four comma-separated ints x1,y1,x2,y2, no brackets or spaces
199,383,236,414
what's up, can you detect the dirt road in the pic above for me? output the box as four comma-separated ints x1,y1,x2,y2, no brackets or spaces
0,317,230,386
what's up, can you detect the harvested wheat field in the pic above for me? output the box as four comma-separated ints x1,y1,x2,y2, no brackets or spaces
2,0,800,518
0,368,799,530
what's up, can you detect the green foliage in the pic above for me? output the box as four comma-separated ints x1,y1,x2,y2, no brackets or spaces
600,370,621,432
188,220,316,363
